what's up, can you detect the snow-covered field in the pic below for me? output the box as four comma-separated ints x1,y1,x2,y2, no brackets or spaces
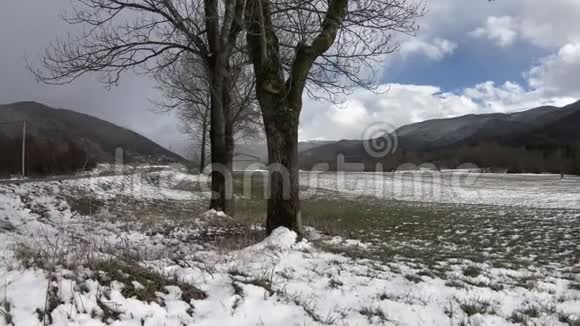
299,171,580,209
0,171,579,326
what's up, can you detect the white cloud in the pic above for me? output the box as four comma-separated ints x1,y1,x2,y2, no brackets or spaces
299,79,576,141
470,16,519,47
464,1,580,49
399,38,457,61
462,81,574,112
527,43,580,98
517,0,580,48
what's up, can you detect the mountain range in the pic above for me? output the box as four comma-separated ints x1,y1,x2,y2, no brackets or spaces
2,99,579,175
0,101,183,164
300,100,580,171
235,141,334,163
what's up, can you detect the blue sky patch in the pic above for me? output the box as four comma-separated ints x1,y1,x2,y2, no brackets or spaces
383,38,550,92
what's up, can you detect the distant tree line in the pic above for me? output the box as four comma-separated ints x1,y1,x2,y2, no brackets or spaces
0,136,96,177
300,142,580,175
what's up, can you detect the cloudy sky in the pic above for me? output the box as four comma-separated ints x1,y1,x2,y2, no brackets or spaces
2,0,580,155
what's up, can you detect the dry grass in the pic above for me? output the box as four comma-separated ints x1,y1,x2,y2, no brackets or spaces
359,305,388,322
0,300,12,326
92,259,206,303
458,298,497,317
12,227,207,324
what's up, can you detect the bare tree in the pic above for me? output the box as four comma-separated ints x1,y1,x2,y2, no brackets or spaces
180,104,211,172
244,0,424,235
31,0,247,214
153,53,210,171
154,51,262,173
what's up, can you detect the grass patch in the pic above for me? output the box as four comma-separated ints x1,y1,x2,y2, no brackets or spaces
66,197,106,216
509,304,557,322
559,312,580,326
35,274,63,325
569,282,580,291
230,282,244,313
515,274,542,290
359,305,387,321
404,274,423,284
520,305,541,318
328,278,344,289
489,282,505,292
509,311,527,324
0,301,13,326
0,220,15,233
417,269,437,278
378,291,427,305
228,266,250,278
458,298,497,316
463,265,482,278
93,260,207,303
234,270,275,297
445,280,467,289
14,243,52,270
286,293,338,325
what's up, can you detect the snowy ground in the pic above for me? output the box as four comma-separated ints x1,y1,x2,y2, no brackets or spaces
0,170,579,326
297,171,580,209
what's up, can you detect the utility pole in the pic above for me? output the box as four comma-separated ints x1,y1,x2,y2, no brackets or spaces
22,121,26,177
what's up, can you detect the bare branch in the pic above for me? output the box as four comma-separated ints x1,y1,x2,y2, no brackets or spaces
32,0,209,85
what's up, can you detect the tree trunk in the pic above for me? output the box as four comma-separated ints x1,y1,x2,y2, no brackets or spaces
223,62,236,216
208,55,233,215
244,0,346,236
258,93,304,237
204,0,243,216
264,121,303,236
244,0,306,236
199,107,209,173
208,111,230,214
